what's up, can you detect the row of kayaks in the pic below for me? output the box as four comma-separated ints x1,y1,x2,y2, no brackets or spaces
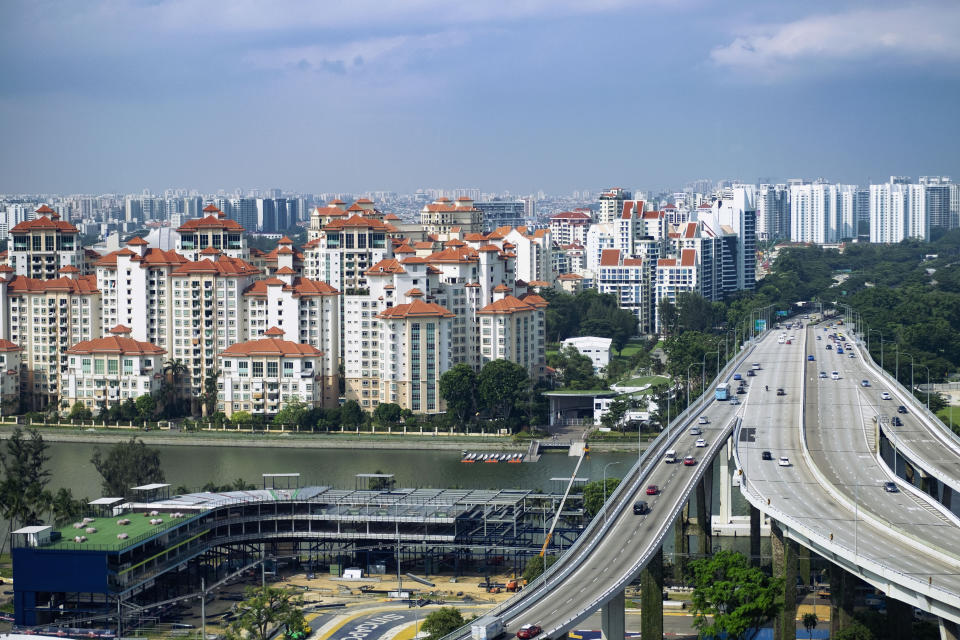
461,452,525,463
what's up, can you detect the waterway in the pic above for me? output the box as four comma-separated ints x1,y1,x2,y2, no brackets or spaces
45,440,639,498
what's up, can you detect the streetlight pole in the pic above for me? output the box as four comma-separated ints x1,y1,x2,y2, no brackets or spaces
687,363,698,407
602,461,622,524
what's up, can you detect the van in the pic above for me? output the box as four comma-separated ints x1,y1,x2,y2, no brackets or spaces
664,450,677,464
752,363,761,370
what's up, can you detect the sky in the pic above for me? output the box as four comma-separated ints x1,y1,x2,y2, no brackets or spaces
1,0,959,195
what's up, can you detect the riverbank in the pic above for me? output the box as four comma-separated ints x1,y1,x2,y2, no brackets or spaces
0,424,646,452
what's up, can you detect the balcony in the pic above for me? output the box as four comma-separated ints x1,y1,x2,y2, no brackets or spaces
300,367,314,377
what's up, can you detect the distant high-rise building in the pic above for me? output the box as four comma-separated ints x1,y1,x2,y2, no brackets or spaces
919,176,953,229
257,198,276,232
756,184,789,241
870,179,929,243
475,200,525,232
184,196,203,218
790,183,844,244
124,198,142,223
230,198,257,231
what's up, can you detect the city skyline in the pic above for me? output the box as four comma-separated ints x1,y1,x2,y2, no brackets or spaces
1,0,959,194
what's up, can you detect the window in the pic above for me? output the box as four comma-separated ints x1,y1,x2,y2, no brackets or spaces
123,359,134,375
252,361,263,377
239,361,249,376
82,358,91,374
94,359,105,375
267,362,278,377
283,362,293,377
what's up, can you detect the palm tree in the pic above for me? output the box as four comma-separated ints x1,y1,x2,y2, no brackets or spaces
802,612,818,639
163,359,188,386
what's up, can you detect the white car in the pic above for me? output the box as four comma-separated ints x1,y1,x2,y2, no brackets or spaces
831,371,840,380
881,392,892,400
778,456,791,467
696,438,706,448
698,416,709,425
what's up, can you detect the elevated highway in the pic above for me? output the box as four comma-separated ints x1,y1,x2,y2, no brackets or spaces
446,317,960,640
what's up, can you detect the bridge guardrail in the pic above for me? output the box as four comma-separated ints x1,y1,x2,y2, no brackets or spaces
442,333,764,640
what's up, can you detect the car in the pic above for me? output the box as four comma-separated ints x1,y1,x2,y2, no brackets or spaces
837,347,844,354
819,371,827,378
826,344,832,350
807,355,815,361
730,397,740,405
690,426,703,435
849,353,856,358
816,335,822,340
747,369,756,376
785,339,792,345
733,373,742,381
891,416,903,426
632,501,649,515
777,388,786,396
778,456,791,467
831,371,840,380
736,386,746,394
698,416,709,425
789,336,796,341
517,625,542,639
898,405,908,414
646,484,659,495
695,438,706,448
884,482,898,493
683,456,697,466
861,380,870,387
761,450,773,460
881,392,891,400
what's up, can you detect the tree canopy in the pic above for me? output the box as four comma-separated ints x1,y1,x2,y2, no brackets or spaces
91,437,165,498
582,477,620,517
541,288,638,352
439,364,478,424
420,607,467,640
689,550,783,640
0,428,51,528
225,586,307,640
478,359,530,422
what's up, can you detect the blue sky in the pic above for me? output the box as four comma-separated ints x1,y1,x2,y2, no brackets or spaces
1,0,958,195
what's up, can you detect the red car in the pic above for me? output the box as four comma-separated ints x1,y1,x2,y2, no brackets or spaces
646,485,659,495
517,625,542,639
683,456,697,466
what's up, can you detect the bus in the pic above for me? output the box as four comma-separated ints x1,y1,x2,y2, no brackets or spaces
715,383,730,401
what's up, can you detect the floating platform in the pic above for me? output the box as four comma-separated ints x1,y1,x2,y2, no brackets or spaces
460,452,525,464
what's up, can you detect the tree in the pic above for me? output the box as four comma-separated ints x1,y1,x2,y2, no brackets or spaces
439,364,478,425
420,607,466,640
689,550,783,640
91,437,165,498
119,397,138,421
521,554,557,583
802,612,819,639
658,298,679,338
47,487,87,526
68,402,93,422
231,410,254,425
372,402,402,427
600,396,630,431
225,586,307,640
478,360,530,422
0,428,51,529
340,400,363,426
548,346,604,389
582,478,620,517
203,368,220,417
273,399,309,427
135,395,156,423
834,621,873,640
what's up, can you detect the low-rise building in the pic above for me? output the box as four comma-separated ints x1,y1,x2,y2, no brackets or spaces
218,327,326,418
561,336,612,374
62,326,165,414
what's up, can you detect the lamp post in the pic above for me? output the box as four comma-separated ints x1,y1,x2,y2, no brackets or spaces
687,363,697,407
917,364,931,410
902,352,915,394
867,329,884,368
705,351,720,389
602,461,622,523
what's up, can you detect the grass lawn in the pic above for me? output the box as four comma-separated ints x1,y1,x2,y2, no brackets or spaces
50,510,191,551
614,341,647,358
622,375,669,388
937,408,959,432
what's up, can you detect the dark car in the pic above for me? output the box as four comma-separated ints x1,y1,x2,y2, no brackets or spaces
897,405,908,414
646,485,659,495
807,355,815,361
777,388,786,396
632,501,649,515
736,386,746,394
884,482,898,493
517,625,542,640
747,369,756,376
762,451,773,460
892,417,903,426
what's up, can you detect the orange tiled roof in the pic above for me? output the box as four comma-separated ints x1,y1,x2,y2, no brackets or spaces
11,214,79,234
0,339,20,352
177,214,244,232
67,335,165,356
520,293,549,308
365,259,405,276
324,215,391,231
378,299,454,320
171,256,260,276
478,295,539,315
222,334,323,357
427,246,479,263
7,274,98,294
243,276,339,297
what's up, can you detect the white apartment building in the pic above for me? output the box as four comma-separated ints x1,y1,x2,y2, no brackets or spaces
870,180,929,243
0,340,22,411
0,267,101,410
756,184,789,241
504,228,553,285
654,248,699,333
218,327,326,418
63,326,165,413
243,271,340,406
596,249,651,333
175,207,249,261
419,197,483,235
598,188,631,225
477,287,547,377
8,206,87,280
549,211,592,246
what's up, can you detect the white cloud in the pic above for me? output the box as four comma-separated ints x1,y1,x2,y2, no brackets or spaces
710,6,960,77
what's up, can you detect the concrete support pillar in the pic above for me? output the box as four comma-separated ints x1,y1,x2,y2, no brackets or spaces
886,598,914,640
673,505,689,580
640,547,663,640
601,590,625,640
940,617,960,640
770,521,797,640
798,546,811,589
717,436,733,526
829,564,856,636
696,464,713,558
749,504,761,567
